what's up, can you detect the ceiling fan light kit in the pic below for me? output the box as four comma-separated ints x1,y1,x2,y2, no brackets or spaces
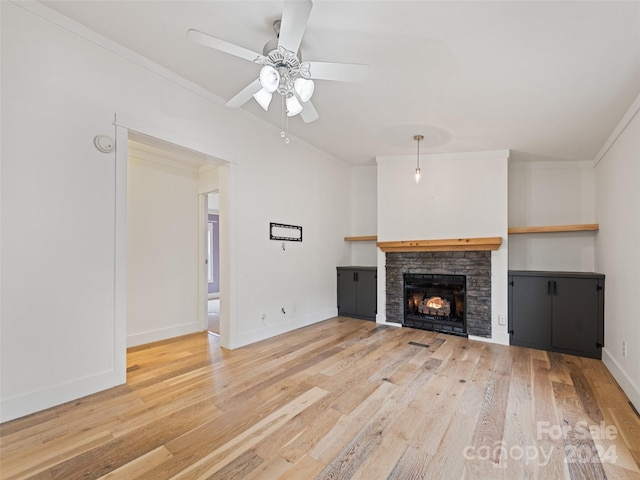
294,77,314,102
258,65,280,93
252,88,273,111
187,0,368,142
286,94,304,117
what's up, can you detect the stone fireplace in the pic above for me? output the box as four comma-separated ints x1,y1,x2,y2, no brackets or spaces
386,251,492,337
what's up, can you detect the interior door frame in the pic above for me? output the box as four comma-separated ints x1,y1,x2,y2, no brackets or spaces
113,113,236,367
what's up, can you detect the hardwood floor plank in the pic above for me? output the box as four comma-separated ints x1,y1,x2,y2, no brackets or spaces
308,381,397,464
350,403,424,480
168,386,328,479
0,430,116,480
391,356,441,407
387,446,433,480
276,454,325,480
314,397,401,479
500,347,539,478
409,357,478,454
552,381,608,480
143,381,319,479
466,368,511,475
260,398,343,463
423,381,485,479
1,318,638,479
532,360,572,479
48,399,220,480
96,446,174,479
241,455,294,480
548,352,574,385
205,449,264,480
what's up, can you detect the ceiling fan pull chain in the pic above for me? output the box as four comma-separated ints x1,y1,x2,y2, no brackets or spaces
281,95,290,144
281,95,287,139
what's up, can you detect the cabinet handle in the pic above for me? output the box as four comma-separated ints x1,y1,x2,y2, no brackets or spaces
547,280,551,295
553,280,557,295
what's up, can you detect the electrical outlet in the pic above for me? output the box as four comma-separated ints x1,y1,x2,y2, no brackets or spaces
498,314,506,326
623,341,627,357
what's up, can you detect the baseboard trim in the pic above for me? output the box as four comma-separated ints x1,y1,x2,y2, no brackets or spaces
601,348,640,412
0,368,125,423
229,308,337,349
127,322,202,348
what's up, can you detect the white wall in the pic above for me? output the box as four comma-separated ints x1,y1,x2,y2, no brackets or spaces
126,153,200,347
349,166,377,266
376,150,510,344
509,160,596,271
1,2,351,421
594,99,640,410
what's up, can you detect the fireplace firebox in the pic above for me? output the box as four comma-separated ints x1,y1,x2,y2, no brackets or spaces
404,273,467,336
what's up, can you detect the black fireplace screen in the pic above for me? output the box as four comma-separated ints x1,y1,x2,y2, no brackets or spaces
403,273,466,335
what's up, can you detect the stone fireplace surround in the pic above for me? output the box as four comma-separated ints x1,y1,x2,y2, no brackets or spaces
385,251,492,337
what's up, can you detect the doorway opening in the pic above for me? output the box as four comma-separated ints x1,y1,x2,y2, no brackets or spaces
206,192,220,335
122,130,227,347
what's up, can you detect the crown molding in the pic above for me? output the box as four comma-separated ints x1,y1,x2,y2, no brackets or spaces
10,1,346,167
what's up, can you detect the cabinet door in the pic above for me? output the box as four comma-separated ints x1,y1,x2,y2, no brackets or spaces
337,270,358,316
510,275,552,350
552,277,600,356
356,270,377,320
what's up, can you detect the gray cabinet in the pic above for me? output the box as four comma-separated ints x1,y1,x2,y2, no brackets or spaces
337,267,377,321
508,271,604,359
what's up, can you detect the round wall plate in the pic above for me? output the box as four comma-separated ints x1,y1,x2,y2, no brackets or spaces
94,135,114,153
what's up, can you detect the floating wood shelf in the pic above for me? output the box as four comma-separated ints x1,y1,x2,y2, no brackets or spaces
508,224,599,234
377,237,502,253
344,235,378,242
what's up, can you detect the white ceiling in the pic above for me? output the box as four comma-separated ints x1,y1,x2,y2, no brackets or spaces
42,1,640,165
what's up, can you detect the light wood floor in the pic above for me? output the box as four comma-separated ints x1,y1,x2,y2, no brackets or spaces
1,318,639,479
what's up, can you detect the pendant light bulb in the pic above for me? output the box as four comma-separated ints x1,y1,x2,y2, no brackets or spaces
413,134,424,184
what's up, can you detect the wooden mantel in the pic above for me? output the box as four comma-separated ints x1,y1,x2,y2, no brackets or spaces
377,237,502,253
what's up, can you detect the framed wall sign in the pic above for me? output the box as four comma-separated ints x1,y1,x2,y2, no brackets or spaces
270,223,302,242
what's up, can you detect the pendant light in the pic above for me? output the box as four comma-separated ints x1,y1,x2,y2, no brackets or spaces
414,134,424,183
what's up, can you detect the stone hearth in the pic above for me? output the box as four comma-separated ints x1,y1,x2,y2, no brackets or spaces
386,251,492,337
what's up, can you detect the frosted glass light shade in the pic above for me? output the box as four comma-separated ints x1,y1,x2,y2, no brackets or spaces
286,95,303,117
294,78,315,102
259,65,280,93
253,88,272,111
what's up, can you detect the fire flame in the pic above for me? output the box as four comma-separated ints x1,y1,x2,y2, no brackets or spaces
426,297,445,309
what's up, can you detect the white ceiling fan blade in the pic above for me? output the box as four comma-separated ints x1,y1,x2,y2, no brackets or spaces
307,61,369,83
187,29,261,63
278,0,312,54
300,100,319,123
226,79,262,108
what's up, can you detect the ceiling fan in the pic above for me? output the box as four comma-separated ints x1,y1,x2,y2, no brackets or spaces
187,0,368,126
